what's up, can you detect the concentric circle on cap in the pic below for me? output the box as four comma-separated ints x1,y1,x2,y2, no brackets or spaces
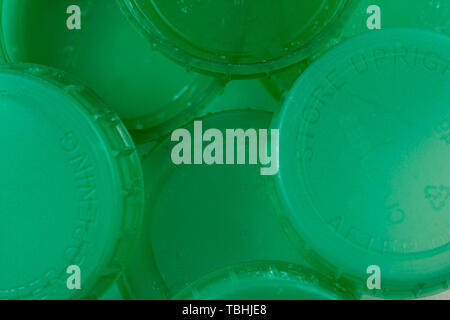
275,29,450,298
0,64,144,299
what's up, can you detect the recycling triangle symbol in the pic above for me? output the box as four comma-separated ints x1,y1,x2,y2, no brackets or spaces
425,185,450,211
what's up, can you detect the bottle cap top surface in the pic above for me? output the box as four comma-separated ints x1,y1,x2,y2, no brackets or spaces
121,110,303,299
275,29,450,298
0,64,144,299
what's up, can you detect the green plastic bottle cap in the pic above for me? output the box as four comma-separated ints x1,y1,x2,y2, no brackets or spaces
263,0,450,101
120,110,304,300
119,0,355,77
0,64,144,299
274,29,450,299
0,0,224,139
173,262,355,300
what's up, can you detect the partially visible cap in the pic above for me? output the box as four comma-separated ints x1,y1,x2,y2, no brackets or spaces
262,0,450,100
120,110,305,299
119,0,356,78
0,0,224,139
273,29,450,299
0,64,144,299
174,261,356,300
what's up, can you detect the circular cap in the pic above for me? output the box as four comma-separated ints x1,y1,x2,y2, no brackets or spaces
120,110,304,299
119,0,355,77
0,0,224,138
174,261,355,300
275,29,450,299
0,64,144,299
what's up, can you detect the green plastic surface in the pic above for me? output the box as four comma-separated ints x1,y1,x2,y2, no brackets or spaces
119,0,355,77
120,110,305,299
0,0,224,138
174,262,355,300
130,79,279,145
100,284,123,301
274,29,450,299
263,0,450,100
204,80,280,114
0,64,144,299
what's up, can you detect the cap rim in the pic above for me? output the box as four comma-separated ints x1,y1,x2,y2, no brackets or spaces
173,261,356,300
117,0,357,78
